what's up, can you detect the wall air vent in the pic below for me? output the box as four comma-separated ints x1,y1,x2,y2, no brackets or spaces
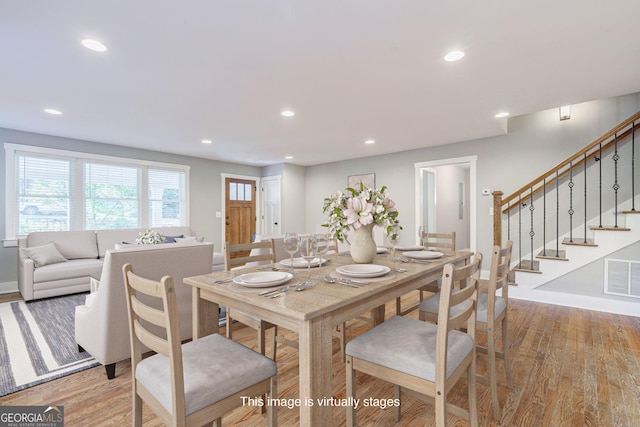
604,259,640,299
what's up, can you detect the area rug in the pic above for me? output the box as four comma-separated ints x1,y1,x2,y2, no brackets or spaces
0,293,98,397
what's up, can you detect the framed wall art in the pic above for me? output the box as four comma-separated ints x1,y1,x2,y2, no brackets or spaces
348,173,375,189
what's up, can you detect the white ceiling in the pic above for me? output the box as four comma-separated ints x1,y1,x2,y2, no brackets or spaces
1,1,639,167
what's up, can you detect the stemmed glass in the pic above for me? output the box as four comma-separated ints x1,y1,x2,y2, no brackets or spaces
283,232,300,274
315,233,329,266
387,231,400,261
299,234,318,284
418,225,428,247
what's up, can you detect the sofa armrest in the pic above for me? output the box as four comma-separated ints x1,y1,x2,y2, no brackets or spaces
17,238,35,301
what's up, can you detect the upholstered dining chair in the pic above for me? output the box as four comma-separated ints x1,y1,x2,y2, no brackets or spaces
420,241,513,420
225,240,279,360
395,231,457,316
122,263,277,427
345,254,482,427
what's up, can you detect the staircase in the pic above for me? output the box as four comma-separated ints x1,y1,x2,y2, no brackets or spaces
492,111,640,316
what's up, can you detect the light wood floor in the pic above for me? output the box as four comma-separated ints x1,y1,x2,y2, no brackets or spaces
1,293,639,426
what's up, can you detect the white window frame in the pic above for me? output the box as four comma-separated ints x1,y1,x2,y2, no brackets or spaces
4,143,190,246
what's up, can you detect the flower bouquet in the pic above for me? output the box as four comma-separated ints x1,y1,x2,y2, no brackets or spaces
135,229,165,245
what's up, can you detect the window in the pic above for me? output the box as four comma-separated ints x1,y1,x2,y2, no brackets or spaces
4,143,189,239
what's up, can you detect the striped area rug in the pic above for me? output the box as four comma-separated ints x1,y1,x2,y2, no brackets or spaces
0,293,98,397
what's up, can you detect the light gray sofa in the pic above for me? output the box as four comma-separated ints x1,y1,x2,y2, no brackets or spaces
75,241,214,379
17,226,222,300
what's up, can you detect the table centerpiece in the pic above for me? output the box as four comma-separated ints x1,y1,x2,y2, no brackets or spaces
322,182,401,263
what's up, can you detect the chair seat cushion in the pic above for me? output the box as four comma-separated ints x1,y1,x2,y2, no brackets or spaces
345,316,473,381
419,291,506,323
136,333,276,415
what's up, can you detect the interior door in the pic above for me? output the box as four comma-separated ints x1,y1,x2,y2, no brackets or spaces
261,176,281,236
225,178,256,257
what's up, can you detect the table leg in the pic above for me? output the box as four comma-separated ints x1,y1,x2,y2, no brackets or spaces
192,287,218,339
298,315,333,425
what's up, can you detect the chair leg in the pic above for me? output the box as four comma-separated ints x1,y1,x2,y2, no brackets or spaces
502,317,513,388
267,375,277,427
271,326,278,360
468,353,479,427
394,385,401,422
226,310,233,339
336,323,346,362
214,417,222,427
346,356,356,427
487,329,501,420
133,393,142,426
434,385,446,427
395,297,402,315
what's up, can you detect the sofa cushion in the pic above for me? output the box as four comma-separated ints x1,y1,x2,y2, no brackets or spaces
175,236,204,243
21,242,68,268
96,228,145,258
163,234,184,243
33,258,104,282
27,230,98,260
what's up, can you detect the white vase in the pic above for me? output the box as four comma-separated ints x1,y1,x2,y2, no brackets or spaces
350,224,377,264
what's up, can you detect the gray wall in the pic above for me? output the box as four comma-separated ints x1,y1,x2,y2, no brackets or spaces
303,93,640,280
0,128,261,287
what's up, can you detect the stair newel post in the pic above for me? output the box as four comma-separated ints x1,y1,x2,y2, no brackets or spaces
518,194,522,269
556,170,560,254
529,186,535,269
632,121,636,212
492,191,503,247
568,162,574,243
583,152,588,244
542,178,547,257
613,132,620,228
598,142,603,228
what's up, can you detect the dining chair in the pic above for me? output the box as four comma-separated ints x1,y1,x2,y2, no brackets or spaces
395,231,457,316
225,240,279,360
345,254,482,427
122,263,277,427
420,241,513,420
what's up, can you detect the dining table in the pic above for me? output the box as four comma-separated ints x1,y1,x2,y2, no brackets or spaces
183,249,472,426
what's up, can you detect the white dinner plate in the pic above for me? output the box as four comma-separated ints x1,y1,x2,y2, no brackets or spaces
280,257,326,268
376,247,387,254
336,264,391,278
233,272,293,287
402,250,444,260
394,245,424,251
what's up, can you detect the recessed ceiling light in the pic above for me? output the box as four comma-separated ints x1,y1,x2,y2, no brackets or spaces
444,50,465,62
285,156,293,160
495,112,510,118
44,108,62,115
364,139,375,145
201,139,212,144
81,39,108,52
281,110,295,117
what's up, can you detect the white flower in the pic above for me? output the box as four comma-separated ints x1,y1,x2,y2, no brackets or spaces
135,229,165,245
322,182,401,242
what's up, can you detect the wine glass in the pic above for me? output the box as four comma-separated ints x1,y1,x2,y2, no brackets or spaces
387,232,400,261
315,233,329,266
283,232,300,274
299,234,318,283
418,225,428,247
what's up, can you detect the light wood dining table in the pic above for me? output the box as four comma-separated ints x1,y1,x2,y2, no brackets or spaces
184,250,471,426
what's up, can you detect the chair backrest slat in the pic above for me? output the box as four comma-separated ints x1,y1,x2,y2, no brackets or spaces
421,231,456,252
225,240,276,270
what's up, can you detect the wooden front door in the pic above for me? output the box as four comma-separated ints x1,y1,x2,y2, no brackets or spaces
225,178,256,256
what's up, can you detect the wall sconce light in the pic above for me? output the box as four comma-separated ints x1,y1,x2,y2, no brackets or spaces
559,105,571,121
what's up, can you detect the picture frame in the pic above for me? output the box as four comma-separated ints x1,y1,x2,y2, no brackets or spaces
348,173,376,189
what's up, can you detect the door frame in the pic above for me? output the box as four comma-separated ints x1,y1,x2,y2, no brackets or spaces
260,175,282,236
414,155,477,253
220,173,261,247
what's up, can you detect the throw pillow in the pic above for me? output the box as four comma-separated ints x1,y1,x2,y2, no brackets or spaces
164,234,184,243
21,242,68,268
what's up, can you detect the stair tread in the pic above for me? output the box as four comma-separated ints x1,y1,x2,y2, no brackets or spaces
513,259,541,274
537,249,568,261
589,226,631,231
562,237,597,246
622,210,640,214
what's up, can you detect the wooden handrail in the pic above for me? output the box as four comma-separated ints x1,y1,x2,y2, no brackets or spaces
501,111,640,208
501,122,637,214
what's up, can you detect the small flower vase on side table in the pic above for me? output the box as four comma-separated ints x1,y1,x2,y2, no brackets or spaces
350,223,377,263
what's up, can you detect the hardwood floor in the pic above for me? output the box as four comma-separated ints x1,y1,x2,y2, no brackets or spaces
1,294,638,426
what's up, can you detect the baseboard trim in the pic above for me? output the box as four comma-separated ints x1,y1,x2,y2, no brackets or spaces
0,281,18,295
